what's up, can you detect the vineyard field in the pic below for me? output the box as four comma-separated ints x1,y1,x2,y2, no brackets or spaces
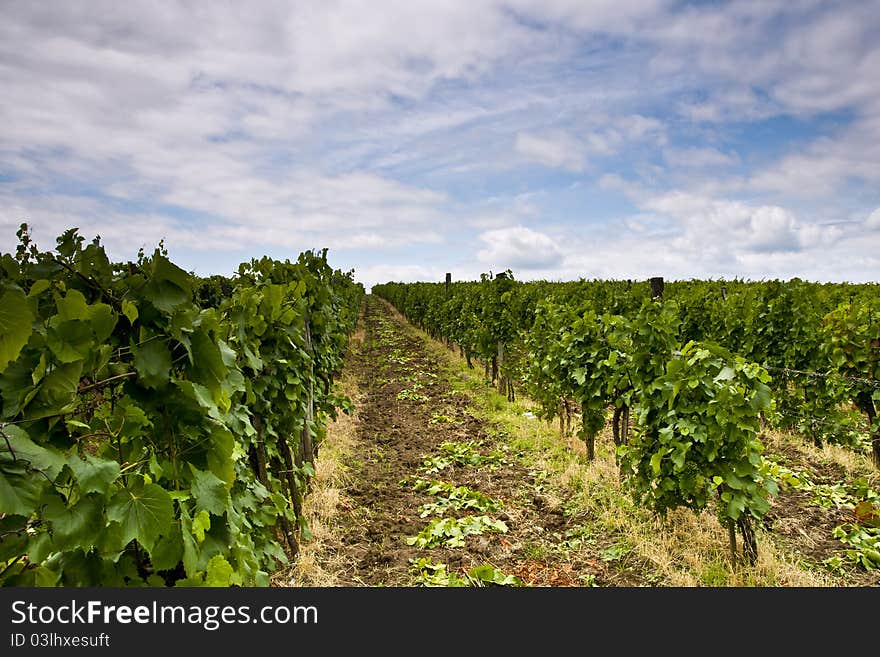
287,295,879,587
2,227,878,587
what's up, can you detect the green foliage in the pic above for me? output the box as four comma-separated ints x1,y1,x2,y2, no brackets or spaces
820,300,880,464
0,223,363,587
418,440,507,474
405,515,508,548
622,341,777,523
829,525,880,570
410,478,502,516
409,558,524,587
599,543,631,562
374,271,879,565
396,387,428,402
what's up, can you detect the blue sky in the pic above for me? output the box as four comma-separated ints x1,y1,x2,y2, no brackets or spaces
2,0,880,291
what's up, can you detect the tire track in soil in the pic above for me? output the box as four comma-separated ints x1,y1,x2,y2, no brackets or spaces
329,295,618,586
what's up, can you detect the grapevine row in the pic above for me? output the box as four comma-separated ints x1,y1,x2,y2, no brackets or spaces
0,224,363,586
373,274,879,563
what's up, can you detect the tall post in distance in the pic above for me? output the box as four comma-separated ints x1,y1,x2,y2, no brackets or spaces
494,271,507,395
650,276,664,299
444,273,453,349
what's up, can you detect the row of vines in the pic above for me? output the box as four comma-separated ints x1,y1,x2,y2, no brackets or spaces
0,224,364,586
373,274,880,564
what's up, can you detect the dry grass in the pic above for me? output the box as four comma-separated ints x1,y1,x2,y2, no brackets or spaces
763,428,876,479
281,328,364,587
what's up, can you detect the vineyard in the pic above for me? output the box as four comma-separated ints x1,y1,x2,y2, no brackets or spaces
0,225,362,586
284,292,879,586
2,227,879,587
367,274,879,578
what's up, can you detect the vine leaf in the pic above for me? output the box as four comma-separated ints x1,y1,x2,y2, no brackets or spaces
121,299,138,325
33,360,83,417
0,467,43,516
67,453,121,495
0,514,29,561
150,524,184,571
107,481,173,551
750,381,772,412
1,424,67,480
44,493,104,550
144,255,192,313
205,554,237,586
190,329,226,393
179,506,200,577
46,319,92,363
191,467,229,516
133,339,172,389
191,509,211,542
0,288,33,371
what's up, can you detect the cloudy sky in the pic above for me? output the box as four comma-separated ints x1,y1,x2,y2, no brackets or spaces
2,1,880,290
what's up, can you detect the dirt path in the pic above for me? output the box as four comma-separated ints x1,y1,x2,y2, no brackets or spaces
303,295,616,587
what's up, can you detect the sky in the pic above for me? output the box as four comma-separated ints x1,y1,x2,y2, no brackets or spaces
2,0,880,291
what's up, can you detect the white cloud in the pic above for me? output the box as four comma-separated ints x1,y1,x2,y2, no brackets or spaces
1,0,879,286
746,206,799,253
614,114,665,142
477,226,563,270
664,147,738,168
514,131,585,171
643,191,803,256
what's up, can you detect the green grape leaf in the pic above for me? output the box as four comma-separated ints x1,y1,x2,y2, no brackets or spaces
145,255,192,313
27,280,51,297
191,467,229,516
44,493,104,550
55,288,90,320
714,366,735,382
0,288,34,372
150,525,184,571
67,453,121,495
179,507,200,578
190,329,226,392
122,299,138,325
750,382,772,412
133,338,172,389
205,554,235,587
26,531,53,564
33,360,83,417
107,481,173,551
89,303,117,343
0,468,43,516
0,515,29,561
192,509,211,543
206,425,234,486
46,320,93,363
1,424,67,480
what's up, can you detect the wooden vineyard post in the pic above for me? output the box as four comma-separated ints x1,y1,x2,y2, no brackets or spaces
650,276,664,299
495,271,507,395
445,273,454,350
302,312,315,480
497,339,505,395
